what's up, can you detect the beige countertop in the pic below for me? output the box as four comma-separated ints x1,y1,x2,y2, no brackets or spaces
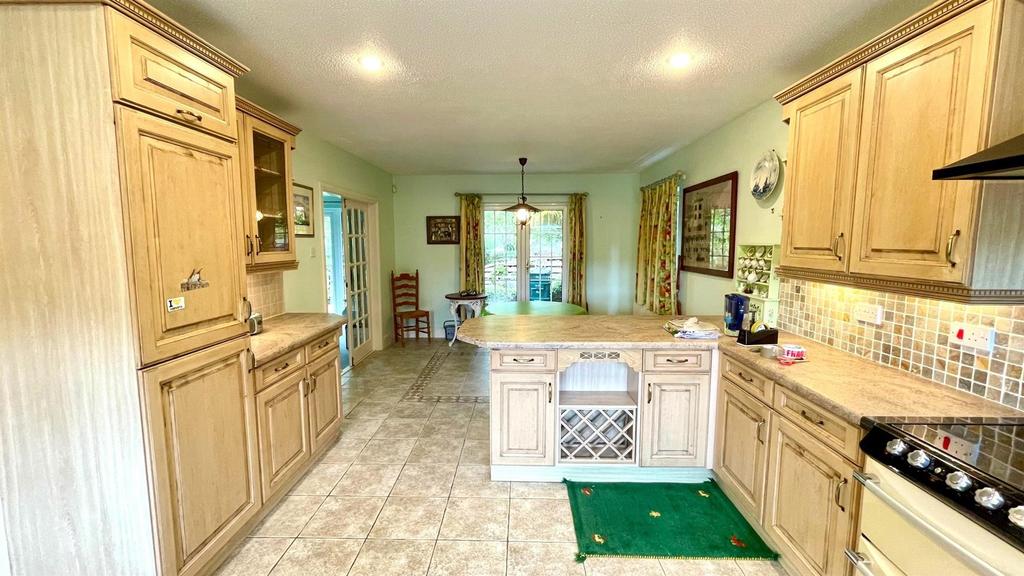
456,314,718,350
251,312,346,366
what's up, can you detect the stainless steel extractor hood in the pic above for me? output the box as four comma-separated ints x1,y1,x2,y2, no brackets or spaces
933,133,1024,180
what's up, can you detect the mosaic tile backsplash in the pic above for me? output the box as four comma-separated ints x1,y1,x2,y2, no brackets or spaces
247,272,285,318
778,278,1024,411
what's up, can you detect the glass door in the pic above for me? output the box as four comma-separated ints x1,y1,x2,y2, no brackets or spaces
322,192,350,370
483,206,565,302
344,199,373,365
243,115,295,265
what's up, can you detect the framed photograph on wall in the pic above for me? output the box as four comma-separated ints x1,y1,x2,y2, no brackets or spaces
293,182,315,237
680,172,738,278
426,216,460,245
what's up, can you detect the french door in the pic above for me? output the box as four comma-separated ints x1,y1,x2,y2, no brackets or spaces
483,207,565,302
343,199,373,365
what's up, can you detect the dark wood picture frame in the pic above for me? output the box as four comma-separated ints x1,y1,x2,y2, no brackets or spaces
293,181,315,237
680,172,738,279
426,215,460,245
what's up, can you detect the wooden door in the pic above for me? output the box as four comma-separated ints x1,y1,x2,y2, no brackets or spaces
140,337,260,576
307,348,343,452
255,369,310,501
344,199,374,364
490,372,555,466
780,68,862,272
240,114,296,267
116,107,247,366
640,373,709,467
765,416,857,576
849,4,994,283
714,380,771,523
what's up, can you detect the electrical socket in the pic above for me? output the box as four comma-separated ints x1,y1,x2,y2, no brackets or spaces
938,428,981,465
853,303,884,326
949,323,995,352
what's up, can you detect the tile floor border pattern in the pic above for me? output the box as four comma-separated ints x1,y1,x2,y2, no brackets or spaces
404,344,488,404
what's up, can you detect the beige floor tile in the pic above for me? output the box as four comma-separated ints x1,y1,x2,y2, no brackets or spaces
347,400,395,419
355,438,416,464
459,439,490,465
392,463,458,497
585,557,665,576
421,418,470,438
508,498,576,542
507,542,585,576
391,401,437,418
331,463,403,497
348,539,435,576
428,540,506,576
660,559,744,576
430,403,476,419
450,465,510,498
338,418,384,439
320,435,368,462
250,495,325,538
369,497,447,539
466,418,490,440
439,497,509,540
736,561,788,576
214,537,291,576
408,438,465,464
269,538,363,576
510,481,568,499
300,496,385,538
290,460,349,495
373,417,428,439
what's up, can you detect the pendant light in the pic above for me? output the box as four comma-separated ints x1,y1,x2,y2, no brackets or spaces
505,157,540,227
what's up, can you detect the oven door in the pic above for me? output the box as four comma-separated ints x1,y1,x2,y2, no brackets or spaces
850,459,1021,576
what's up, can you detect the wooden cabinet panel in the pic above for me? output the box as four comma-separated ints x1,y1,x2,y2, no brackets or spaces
239,113,296,268
773,387,862,465
255,347,305,392
255,369,310,501
639,373,709,467
765,417,857,576
849,4,994,283
643,349,712,373
721,355,774,404
140,338,260,576
715,380,771,523
492,349,557,372
107,11,237,140
781,68,862,272
307,348,343,452
490,372,555,466
117,107,247,366
306,330,341,363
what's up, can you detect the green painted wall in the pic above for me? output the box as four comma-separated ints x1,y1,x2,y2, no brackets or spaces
393,173,640,331
639,99,789,315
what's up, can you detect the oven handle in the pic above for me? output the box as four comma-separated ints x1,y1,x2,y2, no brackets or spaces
853,471,1004,576
844,549,876,576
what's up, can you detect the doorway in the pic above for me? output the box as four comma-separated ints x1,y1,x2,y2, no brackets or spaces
343,198,373,365
322,191,350,369
482,204,566,302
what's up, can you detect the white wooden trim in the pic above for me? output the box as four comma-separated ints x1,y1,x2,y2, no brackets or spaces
490,464,712,483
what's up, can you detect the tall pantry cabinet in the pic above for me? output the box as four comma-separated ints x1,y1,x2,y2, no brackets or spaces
1,2,260,575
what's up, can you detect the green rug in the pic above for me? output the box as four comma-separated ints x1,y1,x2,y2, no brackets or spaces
564,480,777,562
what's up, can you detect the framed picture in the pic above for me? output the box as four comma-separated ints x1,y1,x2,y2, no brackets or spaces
680,172,738,278
426,215,460,245
293,182,315,237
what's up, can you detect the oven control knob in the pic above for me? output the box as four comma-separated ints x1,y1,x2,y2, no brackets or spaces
974,487,1005,511
1009,506,1024,529
907,449,931,469
885,438,909,456
945,471,973,492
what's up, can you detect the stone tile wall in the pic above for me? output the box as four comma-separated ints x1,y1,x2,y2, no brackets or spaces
247,271,285,318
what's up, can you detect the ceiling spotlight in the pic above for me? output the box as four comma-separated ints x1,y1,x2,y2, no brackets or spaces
668,53,692,69
359,55,384,72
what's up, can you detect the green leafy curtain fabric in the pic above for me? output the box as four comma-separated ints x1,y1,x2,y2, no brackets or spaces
566,193,587,310
459,194,484,291
635,176,679,314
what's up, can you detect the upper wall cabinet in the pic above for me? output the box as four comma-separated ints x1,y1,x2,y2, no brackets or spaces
237,97,302,272
776,0,1024,304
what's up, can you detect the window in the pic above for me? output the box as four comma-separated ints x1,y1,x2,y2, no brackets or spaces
483,205,566,302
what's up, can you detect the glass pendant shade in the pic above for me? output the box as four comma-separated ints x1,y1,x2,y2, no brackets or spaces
505,157,540,227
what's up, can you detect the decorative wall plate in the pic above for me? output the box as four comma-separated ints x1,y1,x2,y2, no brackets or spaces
750,150,781,200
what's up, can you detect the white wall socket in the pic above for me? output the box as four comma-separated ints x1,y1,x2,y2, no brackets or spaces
949,323,995,352
853,303,884,326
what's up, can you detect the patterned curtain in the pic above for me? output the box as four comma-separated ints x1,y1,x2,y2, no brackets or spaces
565,193,587,310
635,175,679,314
459,194,484,291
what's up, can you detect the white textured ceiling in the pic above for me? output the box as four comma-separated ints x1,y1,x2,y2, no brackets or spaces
149,0,930,174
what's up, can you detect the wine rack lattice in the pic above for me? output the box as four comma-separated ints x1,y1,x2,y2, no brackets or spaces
559,408,636,463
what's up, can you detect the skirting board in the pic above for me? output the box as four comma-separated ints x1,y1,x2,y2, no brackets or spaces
491,465,713,483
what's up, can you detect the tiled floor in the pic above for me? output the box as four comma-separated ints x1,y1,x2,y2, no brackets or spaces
215,341,787,576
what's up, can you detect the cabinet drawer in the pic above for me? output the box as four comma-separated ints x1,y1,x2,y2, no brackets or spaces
108,11,238,139
305,330,340,362
773,386,862,464
721,355,774,403
257,348,305,392
491,350,556,372
643,350,711,372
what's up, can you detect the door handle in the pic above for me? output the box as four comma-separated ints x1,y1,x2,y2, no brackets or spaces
245,234,253,256
646,382,653,404
834,477,848,512
243,297,252,320
800,409,826,428
665,358,690,364
175,109,203,123
756,419,766,444
274,362,290,373
831,232,845,261
246,348,255,371
512,357,535,363
254,234,261,255
946,229,961,267
301,378,310,397
736,371,754,383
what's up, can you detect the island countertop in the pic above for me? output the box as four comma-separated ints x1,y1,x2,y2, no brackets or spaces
456,314,717,350
251,312,347,365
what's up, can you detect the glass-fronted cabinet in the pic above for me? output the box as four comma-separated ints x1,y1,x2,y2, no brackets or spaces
237,97,301,270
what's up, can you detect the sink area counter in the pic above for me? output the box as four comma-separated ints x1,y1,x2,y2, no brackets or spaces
251,312,347,366
456,314,719,350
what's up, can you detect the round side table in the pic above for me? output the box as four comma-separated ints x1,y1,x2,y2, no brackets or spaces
444,292,487,346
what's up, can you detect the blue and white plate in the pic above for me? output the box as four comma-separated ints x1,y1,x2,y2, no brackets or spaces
750,150,781,200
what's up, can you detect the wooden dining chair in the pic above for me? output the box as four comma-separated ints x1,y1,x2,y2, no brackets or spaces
391,270,431,346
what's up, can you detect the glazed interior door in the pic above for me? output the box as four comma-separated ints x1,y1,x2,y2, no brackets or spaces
343,199,373,365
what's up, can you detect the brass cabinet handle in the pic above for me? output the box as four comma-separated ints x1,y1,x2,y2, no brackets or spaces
175,108,203,122
800,409,826,427
311,375,318,393
946,229,961,267
245,234,253,257
756,419,766,444
317,341,331,349
274,362,290,373
834,477,849,512
665,358,690,364
243,297,252,320
254,234,261,255
736,371,754,383
547,382,553,403
246,348,255,371
301,378,309,397
512,357,535,363
831,232,845,261
646,382,653,404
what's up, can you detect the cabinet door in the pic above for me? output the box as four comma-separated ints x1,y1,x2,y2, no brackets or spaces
117,107,248,366
240,114,296,267
255,369,311,501
849,3,994,283
780,68,862,272
765,417,857,576
140,338,260,576
307,348,343,452
640,373,709,467
714,380,771,523
490,372,555,466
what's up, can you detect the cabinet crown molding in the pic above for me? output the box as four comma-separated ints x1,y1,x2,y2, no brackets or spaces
237,97,302,136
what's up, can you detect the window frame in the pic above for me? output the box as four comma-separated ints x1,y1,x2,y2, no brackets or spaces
482,201,568,303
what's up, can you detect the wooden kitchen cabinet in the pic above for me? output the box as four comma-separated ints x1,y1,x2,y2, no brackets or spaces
307,348,343,452
715,379,771,524
639,373,709,467
140,338,261,576
490,371,556,466
255,369,311,499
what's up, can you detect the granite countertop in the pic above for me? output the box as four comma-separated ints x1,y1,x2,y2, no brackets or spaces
251,312,347,365
718,333,1022,426
456,314,718,350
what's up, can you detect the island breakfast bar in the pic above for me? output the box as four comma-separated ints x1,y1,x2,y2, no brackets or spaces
457,314,720,482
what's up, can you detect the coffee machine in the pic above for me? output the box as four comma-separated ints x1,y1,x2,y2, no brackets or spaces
723,293,749,336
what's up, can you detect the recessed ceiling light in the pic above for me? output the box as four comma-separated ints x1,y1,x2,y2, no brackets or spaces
668,53,692,69
359,55,384,72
